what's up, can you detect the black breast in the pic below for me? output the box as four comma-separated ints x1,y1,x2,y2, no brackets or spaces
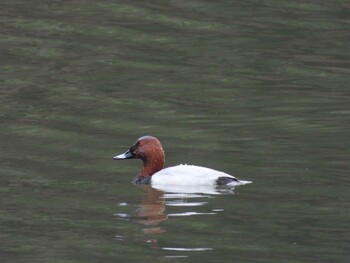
132,176,152,184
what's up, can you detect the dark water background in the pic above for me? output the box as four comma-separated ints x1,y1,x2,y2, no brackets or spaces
0,1,349,262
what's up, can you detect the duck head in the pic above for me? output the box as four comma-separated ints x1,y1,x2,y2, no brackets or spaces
114,136,165,176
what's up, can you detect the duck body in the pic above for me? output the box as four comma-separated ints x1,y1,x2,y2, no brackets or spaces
114,136,251,186
151,164,239,186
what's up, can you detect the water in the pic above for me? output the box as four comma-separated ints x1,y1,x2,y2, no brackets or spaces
0,1,349,262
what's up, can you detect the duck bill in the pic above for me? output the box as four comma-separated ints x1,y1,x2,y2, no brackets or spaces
114,149,135,160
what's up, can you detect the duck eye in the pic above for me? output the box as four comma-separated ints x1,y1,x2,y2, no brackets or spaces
130,145,137,152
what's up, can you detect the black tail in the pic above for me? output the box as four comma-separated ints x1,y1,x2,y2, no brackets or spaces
216,177,239,185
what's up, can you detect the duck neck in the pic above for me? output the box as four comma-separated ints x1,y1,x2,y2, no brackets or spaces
139,154,165,177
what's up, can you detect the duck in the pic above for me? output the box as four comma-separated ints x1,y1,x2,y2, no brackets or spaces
113,136,252,186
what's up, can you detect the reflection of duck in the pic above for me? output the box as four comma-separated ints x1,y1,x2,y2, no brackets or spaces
133,185,167,226
131,185,167,236
130,185,227,249
132,184,235,229
114,136,252,186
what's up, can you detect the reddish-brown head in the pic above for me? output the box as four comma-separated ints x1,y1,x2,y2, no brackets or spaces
114,136,165,176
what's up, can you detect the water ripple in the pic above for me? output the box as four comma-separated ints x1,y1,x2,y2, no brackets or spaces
162,247,213,252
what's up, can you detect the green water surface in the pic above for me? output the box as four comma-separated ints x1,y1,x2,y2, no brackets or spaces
0,1,349,262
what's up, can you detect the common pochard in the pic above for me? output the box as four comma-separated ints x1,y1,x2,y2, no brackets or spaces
114,136,252,186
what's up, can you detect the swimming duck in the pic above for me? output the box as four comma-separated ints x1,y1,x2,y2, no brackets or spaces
114,136,251,186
